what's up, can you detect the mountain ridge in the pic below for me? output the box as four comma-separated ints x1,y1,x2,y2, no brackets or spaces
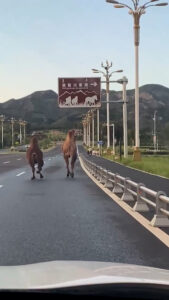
0,84,169,145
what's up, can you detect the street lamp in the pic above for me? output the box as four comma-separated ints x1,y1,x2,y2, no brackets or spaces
0,115,5,149
97,108,100,148
117,76,128,158
106,0,168,160
110,123,115,155
87,112,92,147
90,109,95,148
11,117,15,147
153,110,157,152
92,61,123,148
19,119,23,145
22,120,27,144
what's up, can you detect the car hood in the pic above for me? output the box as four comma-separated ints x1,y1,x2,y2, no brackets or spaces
0,261,169,290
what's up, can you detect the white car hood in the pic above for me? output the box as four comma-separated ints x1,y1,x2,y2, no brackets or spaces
0,261,169,290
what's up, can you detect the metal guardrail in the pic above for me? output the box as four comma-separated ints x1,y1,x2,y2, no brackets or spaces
80,154,169,228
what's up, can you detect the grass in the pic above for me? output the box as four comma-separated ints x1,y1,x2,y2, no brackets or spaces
103,154,169,179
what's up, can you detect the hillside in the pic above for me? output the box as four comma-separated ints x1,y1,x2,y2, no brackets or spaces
0,84,169,145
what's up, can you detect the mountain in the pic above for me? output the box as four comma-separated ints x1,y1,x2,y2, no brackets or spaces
0,84,169,145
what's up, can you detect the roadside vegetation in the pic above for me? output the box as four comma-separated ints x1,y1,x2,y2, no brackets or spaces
0,129,66,153
103,153,169,179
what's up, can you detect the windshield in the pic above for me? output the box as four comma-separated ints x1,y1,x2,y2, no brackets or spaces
0,0,169,296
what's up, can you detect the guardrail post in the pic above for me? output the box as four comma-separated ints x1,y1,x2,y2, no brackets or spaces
96,166,102,181
112,173,123,194
133,183,149,212
94,164,99,179
104,170,114,188
91,163,95,176
150,191,169,227
121,177,134,202
99,168,106,184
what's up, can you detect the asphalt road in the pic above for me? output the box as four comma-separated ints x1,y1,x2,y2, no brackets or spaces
79,147,169,196
0,147,169,268
0,147,60,175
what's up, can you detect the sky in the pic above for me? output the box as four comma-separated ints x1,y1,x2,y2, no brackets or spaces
0,0,169,102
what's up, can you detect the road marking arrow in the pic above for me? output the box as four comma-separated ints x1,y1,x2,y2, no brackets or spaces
90,82,98,87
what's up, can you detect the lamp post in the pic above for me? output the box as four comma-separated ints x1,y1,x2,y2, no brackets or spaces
85,119,88,145
106,0,168,160
22,120,27,144
87,112,91,148
110,123,115,155
91,110,95,148
0,115,5,149
82,120,85,144
117,76,128,158
153,110,158,152
86,116,89,146
19,119,23,145
92,61,123,148
82,119,87,145
11,117,15,147
97,109,100,148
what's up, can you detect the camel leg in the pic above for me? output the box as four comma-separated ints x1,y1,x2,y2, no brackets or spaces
70,153,77,178
37,162,43,179
64,155,70,177
31,165,35,180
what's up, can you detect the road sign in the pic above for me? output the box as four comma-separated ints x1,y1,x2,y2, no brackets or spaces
98,141,103,145
58,77,101,108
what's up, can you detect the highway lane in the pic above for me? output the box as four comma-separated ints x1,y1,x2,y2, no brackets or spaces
0,146,61,175
0,151,169,268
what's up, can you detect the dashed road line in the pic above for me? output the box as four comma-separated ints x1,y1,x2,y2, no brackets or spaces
3,161,10,164
0,185,3,189
17,158,22,161
16,172,26,177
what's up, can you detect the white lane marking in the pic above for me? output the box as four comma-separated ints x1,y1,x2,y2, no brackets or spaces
79,156,169,249
48,158,51,161
3,161,10,164
17,158,22,161
16,172,26,177
0,185,3,189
